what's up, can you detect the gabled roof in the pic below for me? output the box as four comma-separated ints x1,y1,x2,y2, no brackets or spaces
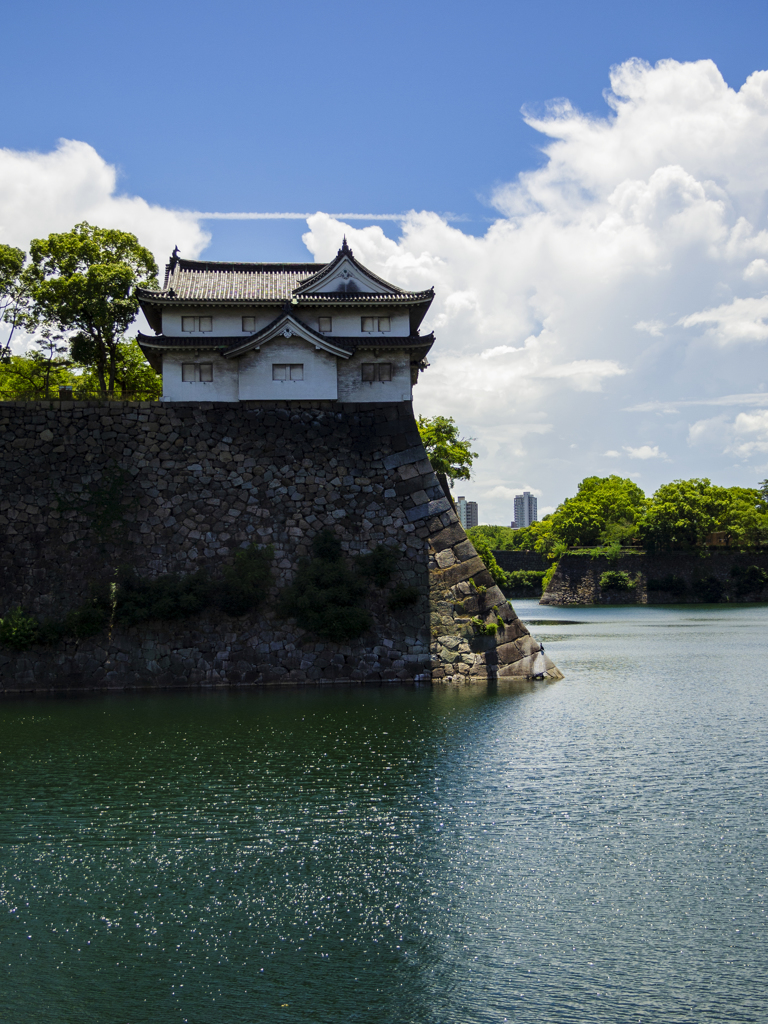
136,241,434,333
224,312,353,359
136,318,435,373
294,238,404,296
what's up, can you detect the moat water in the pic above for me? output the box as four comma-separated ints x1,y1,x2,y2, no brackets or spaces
1,602,766,1023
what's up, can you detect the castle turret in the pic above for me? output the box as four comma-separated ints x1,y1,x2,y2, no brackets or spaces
136,240,434,404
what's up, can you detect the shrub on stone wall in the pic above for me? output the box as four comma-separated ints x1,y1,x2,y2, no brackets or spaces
505,570,546,594
0,607,41,649
732,564,768,596
647,574,688,596
470,535,510,588
471,615,498,636
693,575,725,602
357,544,400,587
276,530,372,642
387,586,420,611
114,543,273,624
599,569,635,590
0,544,274,650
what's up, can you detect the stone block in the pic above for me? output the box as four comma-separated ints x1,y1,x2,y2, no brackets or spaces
429,522,466,552
434,555,485,588
406,497,451,522
382,445,426,471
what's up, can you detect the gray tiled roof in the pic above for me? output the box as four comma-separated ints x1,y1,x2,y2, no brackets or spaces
137,258,433,305
160,261,320,301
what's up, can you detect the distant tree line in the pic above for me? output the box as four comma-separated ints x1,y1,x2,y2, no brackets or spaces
469,475,768,555
0,222,160,400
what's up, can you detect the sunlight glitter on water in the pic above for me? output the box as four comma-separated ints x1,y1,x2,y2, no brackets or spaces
1,603,767,1023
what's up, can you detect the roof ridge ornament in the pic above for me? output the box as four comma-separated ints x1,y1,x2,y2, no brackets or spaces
338,236,353,258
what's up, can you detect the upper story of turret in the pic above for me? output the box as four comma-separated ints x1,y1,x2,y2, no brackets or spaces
136,239,435,403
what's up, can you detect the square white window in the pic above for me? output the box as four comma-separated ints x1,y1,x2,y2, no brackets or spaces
318,317,332,333
273,364,288,381
199,363,213,382
242,316,256,332
290,364,304,381
182,363,196,382
361,363,376,382
378,362,392,381
361,316,375,333
199,316,213,332
181,316,196,333
378,317,391,332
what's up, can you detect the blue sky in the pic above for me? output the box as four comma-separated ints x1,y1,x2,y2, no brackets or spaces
5,0,768,258
4,1,768,521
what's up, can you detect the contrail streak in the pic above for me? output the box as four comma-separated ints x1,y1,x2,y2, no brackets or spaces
192,212,409,221
191,211,465,222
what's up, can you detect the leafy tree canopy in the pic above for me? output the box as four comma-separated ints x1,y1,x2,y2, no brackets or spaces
636,478,766,553
0,243,30,358
25,222,158,397
417,415,477,487
468,475,768,559
0,338,161,401
466,525,518,551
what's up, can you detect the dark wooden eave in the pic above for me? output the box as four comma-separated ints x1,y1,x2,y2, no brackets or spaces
136,329,435,374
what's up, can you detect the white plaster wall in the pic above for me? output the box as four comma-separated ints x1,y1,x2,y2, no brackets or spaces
337,350,412,403
162,353,239,402
161,308,278,337
160,307,411,339
318,310,410,337
237,338,338,400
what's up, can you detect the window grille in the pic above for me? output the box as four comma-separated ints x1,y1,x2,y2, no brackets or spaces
181,316,214,333
318,317,332,333
361,363,392,382
242,316,256,332
182,363,214,382
273,364,304,381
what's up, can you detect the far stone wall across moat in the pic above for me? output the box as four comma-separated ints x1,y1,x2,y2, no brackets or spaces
0,399,560,692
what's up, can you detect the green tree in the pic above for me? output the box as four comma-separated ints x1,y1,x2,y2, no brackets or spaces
718,486,768,548
0,332,73,398
466,524,519,551
637,478,732,553
417,414,477,499
0,243,30,359
76,339,162,400
26,222,158,398
468,533,509,588
526,476,646,555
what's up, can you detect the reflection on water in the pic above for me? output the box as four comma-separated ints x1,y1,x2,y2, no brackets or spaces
1,602,767,1023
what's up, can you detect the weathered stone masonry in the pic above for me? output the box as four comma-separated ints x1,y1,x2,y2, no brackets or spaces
0,399,560,692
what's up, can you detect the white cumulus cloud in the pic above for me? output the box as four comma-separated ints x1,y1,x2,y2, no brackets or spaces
9,58,768,521
624,445,667,460
0,138,209,276
689,408,768,457
303,57,768,519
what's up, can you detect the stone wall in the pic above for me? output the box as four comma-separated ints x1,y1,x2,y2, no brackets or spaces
493,550,549,572
0,399,560,692
541,551,768,606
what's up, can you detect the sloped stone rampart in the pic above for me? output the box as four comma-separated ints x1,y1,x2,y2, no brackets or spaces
0,399,560,692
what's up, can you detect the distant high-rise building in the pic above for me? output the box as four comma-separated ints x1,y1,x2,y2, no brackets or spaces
457,495,478,530
512,491,537,529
